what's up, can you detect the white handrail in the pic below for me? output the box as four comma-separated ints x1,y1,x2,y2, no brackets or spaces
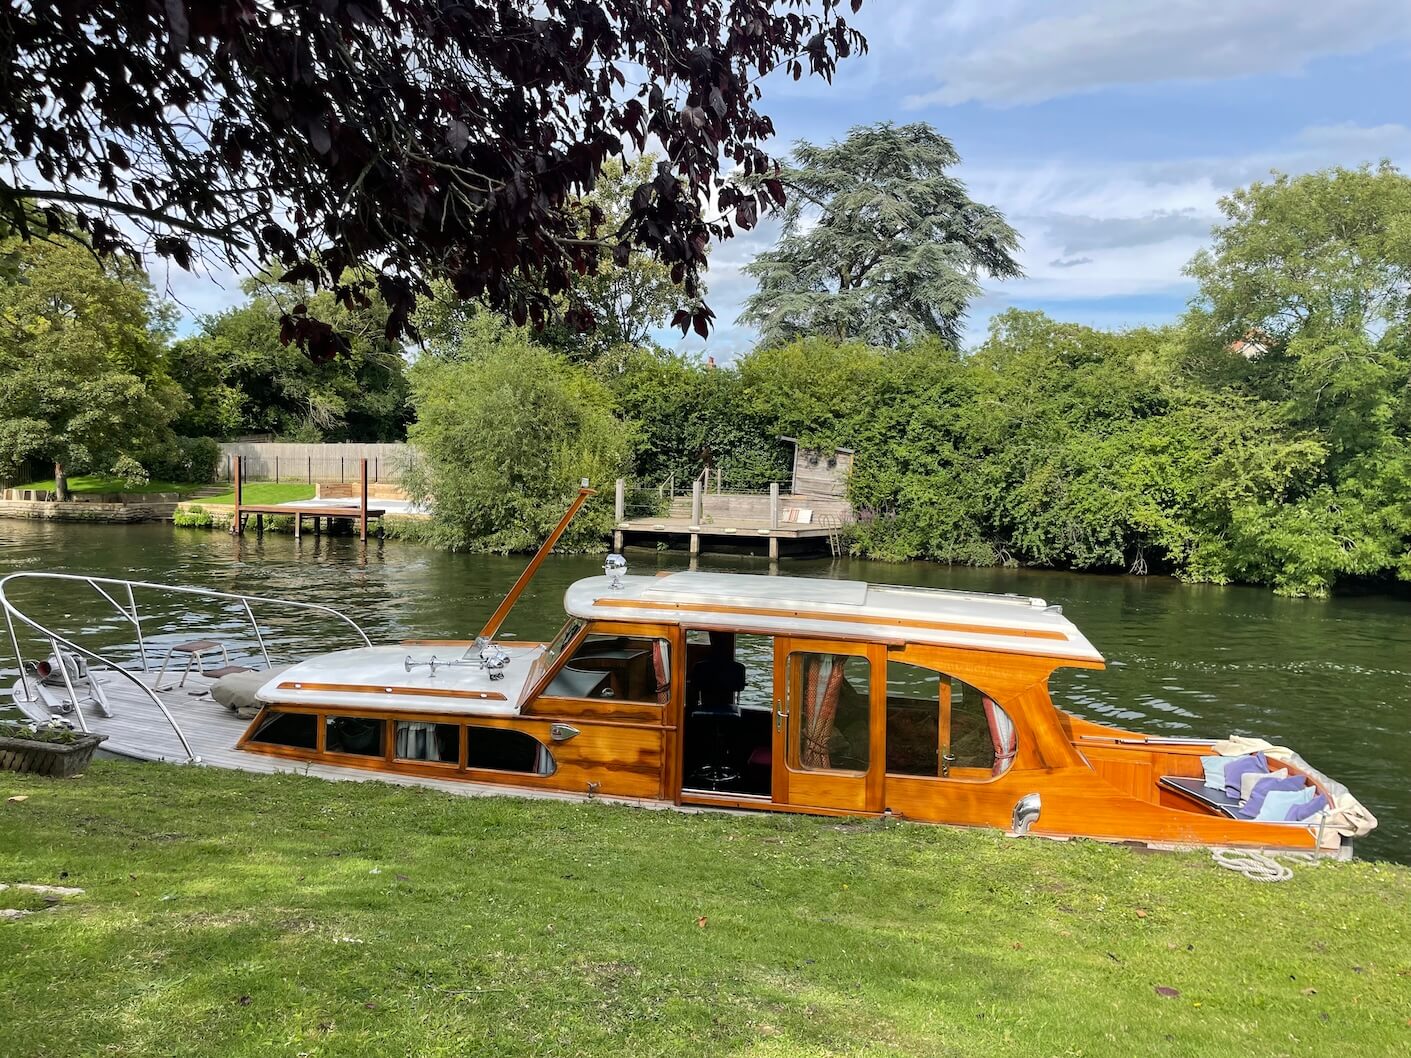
1,572,374,764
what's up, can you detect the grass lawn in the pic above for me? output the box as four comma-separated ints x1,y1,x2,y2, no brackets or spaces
198,482,317,505
2,764,1408,1058
14,475,204,495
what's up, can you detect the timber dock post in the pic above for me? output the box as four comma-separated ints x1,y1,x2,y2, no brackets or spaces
359,458,369,543
231,456,243,535
768,481,780,560
613,478,626,551
689,479,703,555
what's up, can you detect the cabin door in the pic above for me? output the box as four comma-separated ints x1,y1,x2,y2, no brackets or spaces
772,639,884,814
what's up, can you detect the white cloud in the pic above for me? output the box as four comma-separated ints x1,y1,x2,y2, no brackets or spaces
901,0,1411,107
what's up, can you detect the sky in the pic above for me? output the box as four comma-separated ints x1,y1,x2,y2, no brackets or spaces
156,0,1411,357
663,0,1411,357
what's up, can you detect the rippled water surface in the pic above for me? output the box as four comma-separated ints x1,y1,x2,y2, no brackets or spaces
2,520,1407,862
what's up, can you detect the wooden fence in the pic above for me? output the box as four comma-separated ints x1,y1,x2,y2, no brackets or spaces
217,442,413,483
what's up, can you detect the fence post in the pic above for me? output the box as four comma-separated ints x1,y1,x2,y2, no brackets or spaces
275,456,279,483
691,479,702,526
615,478,626,523
307,456,312,483
769,482,780,530
340,456,345,483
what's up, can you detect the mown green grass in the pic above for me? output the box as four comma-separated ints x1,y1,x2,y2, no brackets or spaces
1,763,1408,1058
199,482,317,505
15,475,201,495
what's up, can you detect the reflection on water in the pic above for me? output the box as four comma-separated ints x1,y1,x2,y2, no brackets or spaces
2,520,1407,863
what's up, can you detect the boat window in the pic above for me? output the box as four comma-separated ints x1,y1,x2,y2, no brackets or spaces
522,617,585,695
465,726,555,775
885,660,1015,778
248,710,317,750
542,634,671,704
325,716,386,757
394,721,459,764
787,651,871,772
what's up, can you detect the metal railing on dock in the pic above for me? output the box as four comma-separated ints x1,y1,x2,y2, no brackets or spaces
1,572,372,763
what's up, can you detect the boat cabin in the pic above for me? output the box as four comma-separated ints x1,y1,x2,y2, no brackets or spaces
236,568,1367,854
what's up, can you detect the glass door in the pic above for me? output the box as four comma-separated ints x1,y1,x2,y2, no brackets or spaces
772,638,884,813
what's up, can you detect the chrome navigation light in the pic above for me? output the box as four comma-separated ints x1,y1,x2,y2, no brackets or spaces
604,552,627,589
474,635,511,680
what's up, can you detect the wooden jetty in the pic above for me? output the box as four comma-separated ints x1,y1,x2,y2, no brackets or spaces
230,456,383,542
611,478,849,560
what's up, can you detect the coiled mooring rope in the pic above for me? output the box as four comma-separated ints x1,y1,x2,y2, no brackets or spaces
1210,848,1318,882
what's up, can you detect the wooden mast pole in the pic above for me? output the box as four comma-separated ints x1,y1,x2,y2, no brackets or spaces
478,483,596,639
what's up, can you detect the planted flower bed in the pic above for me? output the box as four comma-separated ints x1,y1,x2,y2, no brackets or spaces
0,722,106,778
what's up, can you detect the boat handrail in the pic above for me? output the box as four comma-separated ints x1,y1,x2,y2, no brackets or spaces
1,572,374,764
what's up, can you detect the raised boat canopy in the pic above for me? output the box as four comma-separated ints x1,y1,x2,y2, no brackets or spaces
564,572,1105,665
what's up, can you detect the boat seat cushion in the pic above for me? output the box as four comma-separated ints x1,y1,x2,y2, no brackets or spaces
1239,774,1308,819
1252,786,1318,821
1240,767,1288,800
1159,775,1244,818
1222,752,1271,798
211,664,292,719
1200,753,1245,791
1285,793,1330,822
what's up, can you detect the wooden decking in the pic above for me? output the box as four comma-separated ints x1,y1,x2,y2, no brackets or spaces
613,516,840,559
67,669,661,807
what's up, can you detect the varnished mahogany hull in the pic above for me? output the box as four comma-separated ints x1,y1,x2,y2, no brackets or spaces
237,623,1339,855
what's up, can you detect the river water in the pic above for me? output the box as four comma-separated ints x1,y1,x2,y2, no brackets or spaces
2,519,1407,863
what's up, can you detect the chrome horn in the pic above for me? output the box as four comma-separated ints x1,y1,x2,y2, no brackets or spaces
1011,793,1042,836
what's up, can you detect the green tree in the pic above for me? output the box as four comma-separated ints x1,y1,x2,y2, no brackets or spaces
404,318,630,552
604,347,785,492
739,122,1020,348
736,337,884,450
1182,165,1411,594
539,158,699,362
170,270,412,442
0,238,180,498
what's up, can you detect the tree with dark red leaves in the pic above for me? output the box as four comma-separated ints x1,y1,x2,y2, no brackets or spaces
0,1,865,360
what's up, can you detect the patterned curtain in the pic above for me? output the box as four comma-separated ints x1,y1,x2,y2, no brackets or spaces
395,722,437,759
799,655,848,769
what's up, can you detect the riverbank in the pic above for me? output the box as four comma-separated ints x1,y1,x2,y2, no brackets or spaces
1,762,1407,1057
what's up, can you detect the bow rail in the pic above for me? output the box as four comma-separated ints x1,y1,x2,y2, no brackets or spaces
1,572,373,764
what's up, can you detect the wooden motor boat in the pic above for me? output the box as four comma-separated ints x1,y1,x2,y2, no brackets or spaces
3,490,1375,856
235,567,1372,856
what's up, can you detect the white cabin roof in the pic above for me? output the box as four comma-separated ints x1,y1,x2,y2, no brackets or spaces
257,644,542,714
564,572,1103,664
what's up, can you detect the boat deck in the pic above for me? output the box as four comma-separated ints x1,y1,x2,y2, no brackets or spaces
55,669,660,807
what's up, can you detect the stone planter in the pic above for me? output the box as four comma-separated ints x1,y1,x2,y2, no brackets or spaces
0,732,108,777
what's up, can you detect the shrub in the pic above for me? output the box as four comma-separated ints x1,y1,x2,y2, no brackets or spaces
110,453,150,488
140,435,220,484
405,318,631,552
172,504,215,528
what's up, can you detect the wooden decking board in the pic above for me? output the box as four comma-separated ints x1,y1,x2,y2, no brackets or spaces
235,504,386,516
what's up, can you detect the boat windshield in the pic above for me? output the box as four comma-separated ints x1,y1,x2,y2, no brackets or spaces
520,616,586,699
